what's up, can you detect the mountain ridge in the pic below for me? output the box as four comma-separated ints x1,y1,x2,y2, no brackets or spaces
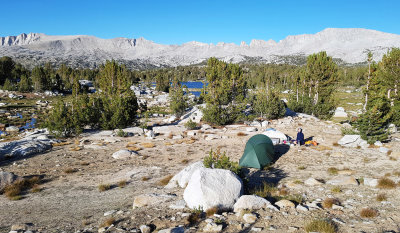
1,28,400,69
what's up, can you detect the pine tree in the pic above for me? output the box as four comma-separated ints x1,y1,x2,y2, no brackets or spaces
169,78,188,117
356,98,392,144
253,88,286,120
2,79,15,91
289,51,338,119
202,58,246,125
18,75,31,92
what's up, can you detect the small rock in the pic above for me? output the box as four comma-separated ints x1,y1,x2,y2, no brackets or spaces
296,204,309,212
10,224,28,231
374,141,383,147
104,210,116,216
5,126,19,132
261,121,269,127
243,213,257,224
288,226,299,232
275,200,295,209
326,176,358,186
169,200,186,210
173,135,183,140
112,149,138,159
246,127,258,132
203,223,222,232
158,227,184,233
332,204,344,210
304,178,323,186
251,227,262,232
363,178,378,187
140,225,151,233
332,218,345,225
379,147,389,154
269,225,277,230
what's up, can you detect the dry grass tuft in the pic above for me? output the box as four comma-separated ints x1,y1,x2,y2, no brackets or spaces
64,168,78,174
313,145,332,151
252,182,277,198
185,138,196,144
100,217,115,228
331,186,342,193
181,159,189,164
80,161,90,166
3,176,41,200
393,171,400,176
327,167,339,175
322,198,340,209
387,150,393,155
98,184,111,192
206,206,219,217
164,142,173,146
141,176,150,181
158,175,173,186
297,166,306,170
30,184,41,193
186,212,201,226
376,193,387,202
69,146,83,151
360,208,378,218
377,177,397,189
237,132,247,136
118,180,127,188
168,133,174,139
305,219,336,233
332,142,340,147
126,146,142,151
141,142,155,148
126,141,137,146
368,144,379,148
52,141,72,146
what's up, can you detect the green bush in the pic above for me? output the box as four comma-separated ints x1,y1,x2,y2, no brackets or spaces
253,90,286,120
341,126,358,136
116,129,127,137
203,149,241,176
184,119,198,130
356,97,392,144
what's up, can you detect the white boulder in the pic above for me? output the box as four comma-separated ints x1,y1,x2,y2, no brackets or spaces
165,161,205,189
0,171,17,189
338,135,367,148
112,149,138,159
183,168,243,210
333,107,348,118
233,195,274,213
263,129,287,143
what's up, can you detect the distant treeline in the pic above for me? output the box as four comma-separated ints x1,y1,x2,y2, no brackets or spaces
0,56,368,93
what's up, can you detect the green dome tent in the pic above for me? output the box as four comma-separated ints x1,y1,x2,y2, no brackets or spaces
239,134,275,169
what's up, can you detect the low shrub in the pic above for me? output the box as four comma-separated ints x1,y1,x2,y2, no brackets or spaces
158,175,173,186
206,206,218,217
98,184,111,192
100,217,115,228
184,119,198,130
322,198,340,209
377,177,396,189
203,149,242,176
360,208,378,218
376,193,387,202
2,176,41,200
118,180,127,188
304,219,336,233
327,167,339,175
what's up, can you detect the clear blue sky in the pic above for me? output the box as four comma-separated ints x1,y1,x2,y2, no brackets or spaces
1,0,399,45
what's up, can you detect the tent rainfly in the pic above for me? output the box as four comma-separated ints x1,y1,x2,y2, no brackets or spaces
239,134,275,169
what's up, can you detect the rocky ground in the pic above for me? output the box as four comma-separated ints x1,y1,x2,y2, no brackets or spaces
1,113,400,233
